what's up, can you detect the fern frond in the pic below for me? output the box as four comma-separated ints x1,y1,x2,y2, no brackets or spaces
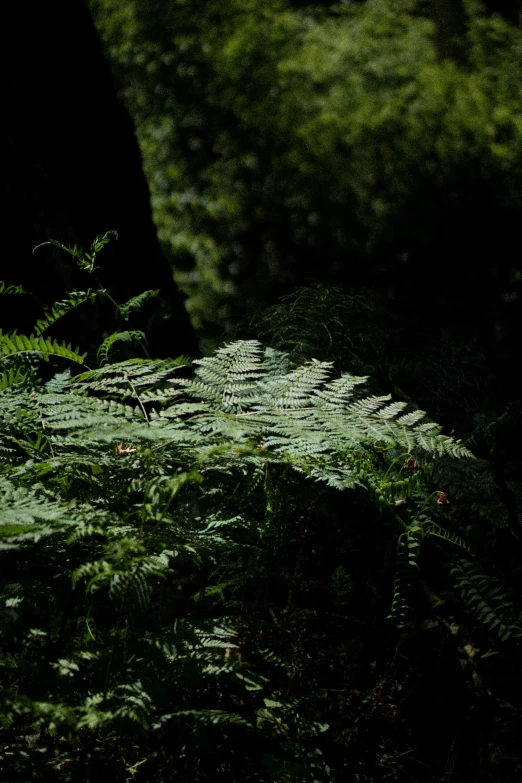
450,558,522,642
0,491,73,546
33,230,118,274
97,331,148,365
262,359,333,410
0,367,28,393
119,289,160,321
388,524,422,621
0,281,28,295
33,290,99,336
0,333,85,365
185,340,265,411
311,373,369,410
424,520,470,552
262,346,292,378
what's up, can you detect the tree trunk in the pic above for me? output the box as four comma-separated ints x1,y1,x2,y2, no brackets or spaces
5,0,198,360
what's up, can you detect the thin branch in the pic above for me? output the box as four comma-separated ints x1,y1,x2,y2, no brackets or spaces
126,373,150,424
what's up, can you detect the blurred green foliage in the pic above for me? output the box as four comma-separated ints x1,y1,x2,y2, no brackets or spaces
89,0,522,349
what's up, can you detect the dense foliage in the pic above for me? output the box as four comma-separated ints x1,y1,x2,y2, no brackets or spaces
1,240,521,781
3,1,522,780
89,0,522,353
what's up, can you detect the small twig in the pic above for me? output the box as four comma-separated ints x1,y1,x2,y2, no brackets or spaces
37,398,56,458
151,438,178,452
126,373,149,424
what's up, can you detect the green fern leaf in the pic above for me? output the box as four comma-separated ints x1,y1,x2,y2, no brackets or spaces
33,290,99,336
0,333,85,364
97,331,148,365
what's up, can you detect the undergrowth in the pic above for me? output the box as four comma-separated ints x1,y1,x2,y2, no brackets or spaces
1,237,521,782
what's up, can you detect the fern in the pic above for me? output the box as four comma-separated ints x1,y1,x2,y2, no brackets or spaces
0,267,516,783
97,330,149,365
0,281,28,295
0,333,85,365
118,289,160,321
251,283,384,374
184,339,266,411
388,521,423,621
33,230,119,274
33,290,100,336
250,283,490,427
450,558,522,642
0,366,28,392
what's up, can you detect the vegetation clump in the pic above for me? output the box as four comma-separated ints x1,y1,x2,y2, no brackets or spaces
1,237,520,781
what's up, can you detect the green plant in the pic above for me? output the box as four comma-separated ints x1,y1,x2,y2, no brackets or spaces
1,237,520,781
